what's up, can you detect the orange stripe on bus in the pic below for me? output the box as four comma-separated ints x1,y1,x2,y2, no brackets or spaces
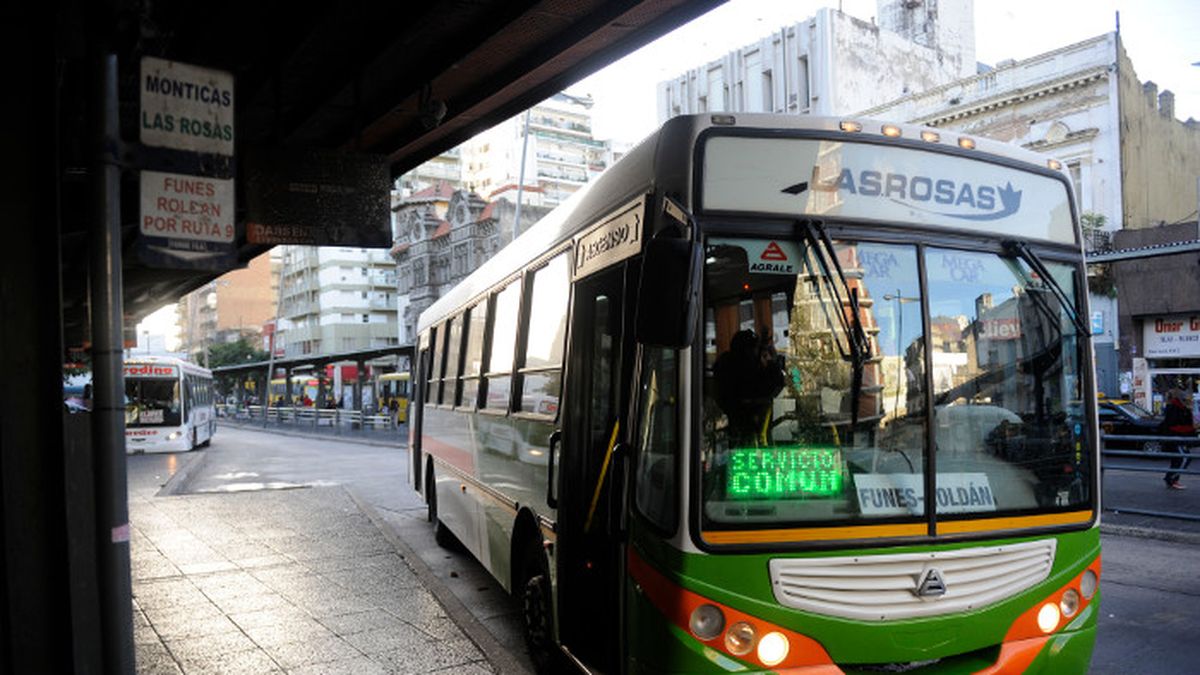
702,523,927,545
936,511,1094,535
702,511,1093,545
421,434,475,474
973,636,1048,675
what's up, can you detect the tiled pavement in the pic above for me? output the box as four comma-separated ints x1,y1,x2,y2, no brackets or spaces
130,485,496,674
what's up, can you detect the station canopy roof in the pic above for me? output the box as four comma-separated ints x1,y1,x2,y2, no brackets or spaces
59,0,724,346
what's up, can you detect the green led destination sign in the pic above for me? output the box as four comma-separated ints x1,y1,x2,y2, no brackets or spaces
726,446,844,500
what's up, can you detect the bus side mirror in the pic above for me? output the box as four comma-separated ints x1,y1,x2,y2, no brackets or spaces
635,237,702,348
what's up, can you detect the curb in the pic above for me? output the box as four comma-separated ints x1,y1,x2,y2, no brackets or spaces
156,449,210,496
1099,521,1200,546
217,420,405,449
345,488,533,675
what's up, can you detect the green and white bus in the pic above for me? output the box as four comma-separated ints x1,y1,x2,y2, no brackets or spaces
411,114,1100,674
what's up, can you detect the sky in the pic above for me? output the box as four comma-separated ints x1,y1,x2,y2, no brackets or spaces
138,0,1200,348
566,0,1200,144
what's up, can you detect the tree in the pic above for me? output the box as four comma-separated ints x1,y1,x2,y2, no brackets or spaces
206,338,267,369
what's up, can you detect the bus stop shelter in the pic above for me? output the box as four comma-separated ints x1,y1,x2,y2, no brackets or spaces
1,1,723,671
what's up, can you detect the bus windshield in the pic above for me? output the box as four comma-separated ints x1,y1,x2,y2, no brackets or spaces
125,378,182,427
700,236,1092,531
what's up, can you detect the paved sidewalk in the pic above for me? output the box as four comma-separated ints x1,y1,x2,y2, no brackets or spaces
130,478,496,674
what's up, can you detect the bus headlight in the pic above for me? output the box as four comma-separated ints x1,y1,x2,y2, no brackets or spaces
757,631,790,666
1080,569,1098,599
1059,589,1080,618
1036,602,1060,633
689,604,725,640
167,431,181,441
724,621,756,656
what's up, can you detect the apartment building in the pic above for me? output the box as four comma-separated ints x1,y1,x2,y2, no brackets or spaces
462,92,612,207
178,249,278,362
275,246,399,357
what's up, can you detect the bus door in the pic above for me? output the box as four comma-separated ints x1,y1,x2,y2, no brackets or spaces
557,262,637,670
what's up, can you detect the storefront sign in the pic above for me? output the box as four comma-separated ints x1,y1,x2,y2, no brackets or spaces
1143,315,1200,358
1132,358,1149,410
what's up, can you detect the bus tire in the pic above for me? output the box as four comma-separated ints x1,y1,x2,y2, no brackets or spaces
520,546,559,674
426,461,458,549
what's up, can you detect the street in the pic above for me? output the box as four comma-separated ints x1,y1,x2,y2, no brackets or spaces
131,423,1200,674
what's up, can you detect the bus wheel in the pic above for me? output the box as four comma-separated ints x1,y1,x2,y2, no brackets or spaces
426,462,458,549
521,547,558,673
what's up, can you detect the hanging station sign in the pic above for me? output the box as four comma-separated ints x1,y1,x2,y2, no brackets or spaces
244,147,392,247
137,56,238,271
139,56,235,155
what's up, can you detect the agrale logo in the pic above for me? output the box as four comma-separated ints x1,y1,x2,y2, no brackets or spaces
915,568,948,598
782,167,1023,222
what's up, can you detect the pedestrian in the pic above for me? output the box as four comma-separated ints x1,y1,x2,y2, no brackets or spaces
1159,388,1194,489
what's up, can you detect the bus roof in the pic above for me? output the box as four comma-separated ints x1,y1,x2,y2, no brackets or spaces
417,113,1074,335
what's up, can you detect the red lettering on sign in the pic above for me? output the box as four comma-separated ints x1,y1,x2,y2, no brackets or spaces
1156,319,1184,333
761,242,789,261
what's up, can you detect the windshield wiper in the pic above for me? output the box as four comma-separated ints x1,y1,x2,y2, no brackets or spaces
1002,240,1092,338
798,220,871,425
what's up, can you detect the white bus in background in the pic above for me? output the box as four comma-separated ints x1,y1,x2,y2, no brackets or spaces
124,356,215,453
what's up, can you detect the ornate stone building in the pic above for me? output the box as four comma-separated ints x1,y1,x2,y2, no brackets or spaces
860,31,1200,401
390,183,551,344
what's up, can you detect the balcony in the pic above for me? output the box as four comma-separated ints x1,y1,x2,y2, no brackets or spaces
1083,229,1112,254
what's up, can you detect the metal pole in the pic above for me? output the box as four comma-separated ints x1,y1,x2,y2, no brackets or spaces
512,109,532,243
90,52,135,674
264,250,286,427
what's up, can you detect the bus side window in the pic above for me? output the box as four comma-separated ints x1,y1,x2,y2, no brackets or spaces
484,282,521,411
519,254,569,415
460,301,488,409
425,326,439,406
635,347,678,532
442,315,463,406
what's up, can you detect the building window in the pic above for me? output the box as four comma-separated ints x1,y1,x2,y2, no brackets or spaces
1068,160,1084,210
796,55,810,111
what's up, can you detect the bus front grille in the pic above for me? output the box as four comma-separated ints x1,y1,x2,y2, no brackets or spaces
767,539,1056,621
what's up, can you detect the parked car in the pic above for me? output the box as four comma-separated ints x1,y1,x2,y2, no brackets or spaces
1097,396,1163,452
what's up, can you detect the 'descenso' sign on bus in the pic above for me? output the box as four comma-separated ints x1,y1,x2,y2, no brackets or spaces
701,136,1076,244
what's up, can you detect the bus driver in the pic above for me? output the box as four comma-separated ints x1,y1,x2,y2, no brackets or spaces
713,328,786,446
